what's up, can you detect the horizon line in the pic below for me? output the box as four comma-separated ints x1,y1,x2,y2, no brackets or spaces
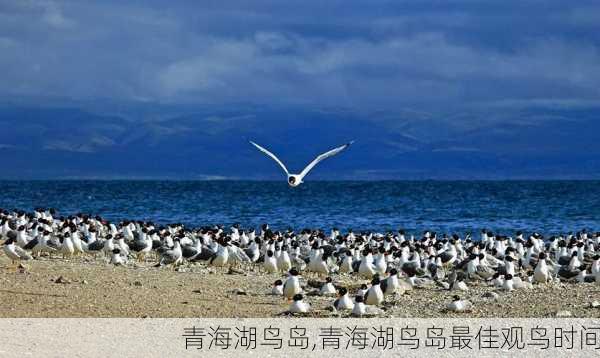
1,178,600,182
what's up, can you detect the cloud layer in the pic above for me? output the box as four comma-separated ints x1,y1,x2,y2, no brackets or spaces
1,0,599,110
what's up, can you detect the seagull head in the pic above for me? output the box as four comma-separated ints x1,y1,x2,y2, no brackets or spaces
287,175,301,187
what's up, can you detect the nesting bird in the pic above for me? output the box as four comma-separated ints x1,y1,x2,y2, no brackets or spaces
288,294,310,313
447,295,472,312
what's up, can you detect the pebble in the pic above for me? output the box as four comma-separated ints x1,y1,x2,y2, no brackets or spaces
82,280,88,285
54,276,71,284
590,301,600,308
232,289,247,295
482,292,499,300
133,281,143,287
555,310,572,318
228,267,245,275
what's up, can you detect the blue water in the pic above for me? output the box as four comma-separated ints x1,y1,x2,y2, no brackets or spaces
0,181,598,235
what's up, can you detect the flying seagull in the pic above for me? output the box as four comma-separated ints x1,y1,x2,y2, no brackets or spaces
250,140,354,187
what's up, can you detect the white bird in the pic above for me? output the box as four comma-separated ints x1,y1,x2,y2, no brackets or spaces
250,140,354,187
288,294,310,313
15,227,31,248
447,295,472,312
276,247,292,273
451,278,469,291
332,287,354,311
271,279,284,296
32,231,57,257
502,274,515,291
373,250,387,276
320,277,337,296
351,295,384,317
513,275,533,290
102,234,115,257
283,268,302,299
358,250,376,279
109,248,125,266
492,273,504,288
263,250,278,273
534,252,550,283
3,236,33,265
351,296,368,317
364,276,384,305
209,243,229,267
356,284,369,298
226,245,250,267
116,236,130,256
383,268,406,294
71,231,84,256
155,239,183,268
339,251,353,273
60,233,75,259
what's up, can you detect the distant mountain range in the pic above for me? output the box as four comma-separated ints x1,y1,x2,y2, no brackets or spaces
1,99,599,179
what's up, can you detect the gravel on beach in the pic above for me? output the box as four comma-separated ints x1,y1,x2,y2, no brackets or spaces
1,254,599,318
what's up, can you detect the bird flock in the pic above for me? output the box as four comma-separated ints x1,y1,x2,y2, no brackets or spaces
2,208,600,316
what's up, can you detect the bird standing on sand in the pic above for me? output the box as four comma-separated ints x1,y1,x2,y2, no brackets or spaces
249,140,354,187
502,274,515,291
60,233,75,259
534,252,551,283
263,250,278,273
380,268,401,295
31,230,57,257
3,235,33,267
364,276,384,305
358,249,376,279
283,268,302,300
110,248,125,266
209,242,230,267
276,246,292,273
155,238,183,268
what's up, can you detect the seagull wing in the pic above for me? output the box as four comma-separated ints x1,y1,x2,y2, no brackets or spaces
250,141,289,175
161,250,178,265
298,141,354,181
283,279,289,293
228,246,250,262
14,246,33,260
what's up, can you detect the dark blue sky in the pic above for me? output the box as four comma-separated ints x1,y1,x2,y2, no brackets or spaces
0,1,599,179
2,0,600,107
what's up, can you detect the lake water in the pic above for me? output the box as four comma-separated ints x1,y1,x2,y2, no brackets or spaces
0,180,598,235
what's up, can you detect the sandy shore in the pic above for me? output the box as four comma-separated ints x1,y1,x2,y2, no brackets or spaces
1,253,599,318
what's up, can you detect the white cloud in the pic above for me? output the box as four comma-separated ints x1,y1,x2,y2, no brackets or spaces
0,1,598,110
41,1,73,28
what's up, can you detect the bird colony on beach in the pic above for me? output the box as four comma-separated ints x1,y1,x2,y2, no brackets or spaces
2,208,600,316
